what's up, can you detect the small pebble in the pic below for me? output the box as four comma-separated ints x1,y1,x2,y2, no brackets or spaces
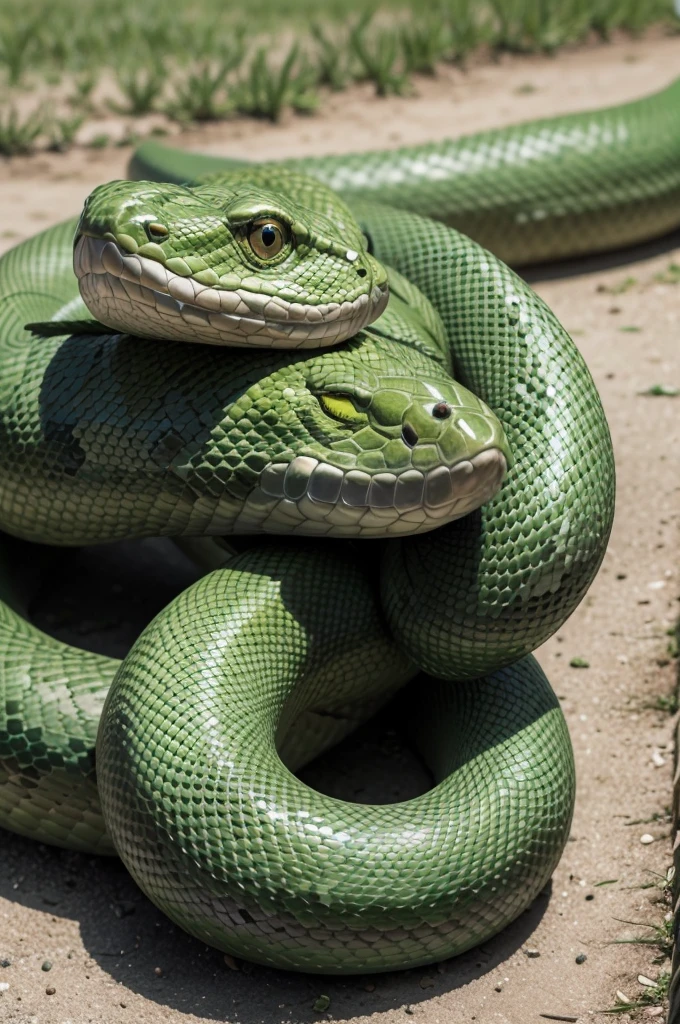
313,994,330,1012
113,901,136,919
638,975,657,987
120,1002,127,1009
640,834,655,844
419,975,435,989
525,948,541,958
0,960,10,968
41,961,52,972
494,983,503,992
45,986,56,996
223,954,239,971
154,967,163,977
404,1007,414,1016
616,990,630,1003
585,894,594,901
0,982,9,992
575,953,587,964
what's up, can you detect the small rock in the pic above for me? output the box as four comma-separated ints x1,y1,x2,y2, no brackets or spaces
0,960,10,968
41,890,61,907
45,986,56,996
569,657,589,669
120,1002,127,1009
113,901,136,919
585,894,594,901
41,961,52,972
223,954,239,971
0,982,9,992
643,1007,664,1017
525,948,541,958
419,975,435,989
494,983,503,992
616,990,630,1003
638,975,657,987
575,953,587,964
154,967,163,977
640,834,655,844
404,1007,414,1016
651,750,666,767
313,994,330,1012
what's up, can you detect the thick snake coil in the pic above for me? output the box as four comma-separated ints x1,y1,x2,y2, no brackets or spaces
0,78,677,974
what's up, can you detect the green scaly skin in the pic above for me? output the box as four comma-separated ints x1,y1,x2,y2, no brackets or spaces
0,74,645,973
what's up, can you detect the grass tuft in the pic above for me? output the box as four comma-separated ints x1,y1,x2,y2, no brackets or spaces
0,104,45,156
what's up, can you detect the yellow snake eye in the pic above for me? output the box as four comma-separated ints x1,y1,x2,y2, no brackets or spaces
146,222,169,239
319,394,365,424
248,219,289,260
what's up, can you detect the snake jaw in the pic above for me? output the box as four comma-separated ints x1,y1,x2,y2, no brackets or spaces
74,236,389,350
231,448,507,537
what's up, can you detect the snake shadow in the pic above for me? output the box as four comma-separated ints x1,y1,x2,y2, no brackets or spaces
522,225,680,282
0,535,554,1023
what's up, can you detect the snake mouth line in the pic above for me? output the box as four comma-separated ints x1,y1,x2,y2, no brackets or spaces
235,448,508,537
74,235,389,350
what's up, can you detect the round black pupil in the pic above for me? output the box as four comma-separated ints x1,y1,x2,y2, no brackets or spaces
261,225,277,247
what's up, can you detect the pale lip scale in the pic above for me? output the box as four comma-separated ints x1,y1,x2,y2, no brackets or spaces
231,448,508,537
73,235,390,350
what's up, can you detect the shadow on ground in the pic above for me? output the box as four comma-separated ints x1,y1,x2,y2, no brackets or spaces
523,226,680,282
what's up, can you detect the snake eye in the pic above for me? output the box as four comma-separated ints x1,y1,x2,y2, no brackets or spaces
248,218,289,260
146,222,169,239
319,393,366,424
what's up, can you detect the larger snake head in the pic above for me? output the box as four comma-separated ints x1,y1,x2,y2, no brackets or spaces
73,173,388,350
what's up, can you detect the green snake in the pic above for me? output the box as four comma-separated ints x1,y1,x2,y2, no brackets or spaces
0,76,677,975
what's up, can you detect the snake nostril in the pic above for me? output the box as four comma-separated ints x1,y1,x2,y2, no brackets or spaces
402,423,418,448
356,267,367,278
432,402,451,419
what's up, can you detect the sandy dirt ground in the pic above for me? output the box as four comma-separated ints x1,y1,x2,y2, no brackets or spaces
0,31,680,1024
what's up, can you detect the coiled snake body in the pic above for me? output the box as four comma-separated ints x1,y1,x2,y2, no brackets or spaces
0,78,678,974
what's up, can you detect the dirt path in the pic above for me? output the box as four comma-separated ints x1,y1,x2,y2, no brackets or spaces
1,32,680,1024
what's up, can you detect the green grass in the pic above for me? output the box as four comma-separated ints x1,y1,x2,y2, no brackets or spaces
234,44,319,122
0,0,677,151
603,867,675,1015
112,61,166,116
0,104,45,156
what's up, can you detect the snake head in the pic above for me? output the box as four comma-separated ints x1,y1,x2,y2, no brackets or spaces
221,341,511,538
73,175,389,350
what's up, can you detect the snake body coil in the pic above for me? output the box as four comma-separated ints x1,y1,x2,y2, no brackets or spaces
1,77,674,973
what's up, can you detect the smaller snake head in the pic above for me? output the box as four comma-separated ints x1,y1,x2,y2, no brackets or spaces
227,351,511,538
73,176,389,350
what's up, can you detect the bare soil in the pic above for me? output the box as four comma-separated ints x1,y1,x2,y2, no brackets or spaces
1,32,680,1024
